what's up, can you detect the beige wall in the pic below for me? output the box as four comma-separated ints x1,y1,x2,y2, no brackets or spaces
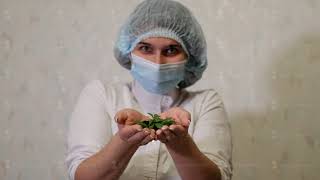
0,0,319,179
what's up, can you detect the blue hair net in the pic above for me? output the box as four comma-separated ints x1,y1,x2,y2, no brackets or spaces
113,0,207,88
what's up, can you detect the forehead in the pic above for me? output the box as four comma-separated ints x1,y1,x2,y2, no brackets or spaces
139,37,180,46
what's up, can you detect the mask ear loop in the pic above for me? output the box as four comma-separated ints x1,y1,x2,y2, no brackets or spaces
128,52,133,69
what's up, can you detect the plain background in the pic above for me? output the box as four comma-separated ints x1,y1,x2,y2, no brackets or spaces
0,0,319,179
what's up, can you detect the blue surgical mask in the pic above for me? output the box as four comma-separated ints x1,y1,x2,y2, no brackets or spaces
130,53,186,95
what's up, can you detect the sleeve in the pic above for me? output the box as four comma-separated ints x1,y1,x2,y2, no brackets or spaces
192,89,233,180
65,80,113,180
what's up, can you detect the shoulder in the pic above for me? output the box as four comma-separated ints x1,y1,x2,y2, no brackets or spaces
82,79,130,92
186,88,223,105
81,79,105,94
184,88,226,114
81,79,131,101
79,80,107,103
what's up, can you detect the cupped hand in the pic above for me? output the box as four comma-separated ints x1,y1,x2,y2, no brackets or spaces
156,107,191,144
114,108,149,130
114,108,155,146
118,124,156,146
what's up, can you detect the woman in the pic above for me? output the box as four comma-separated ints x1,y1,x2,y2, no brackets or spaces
65,0,233,180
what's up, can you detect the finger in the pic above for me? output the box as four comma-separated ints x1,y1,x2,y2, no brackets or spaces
156,129,167,143
140,129,156,145
150,129,156,139
140,136,150,146
177,111,191,127
127,128,150,144
141,115,151,121
162,126,176,141
159,112,168,120
126,110,142,125
117,123,125,130
121,124,143,139
114,110,128,124
154,129,159,140
169,125,187,137
160,109,176,119
167,109,182,125
173,114,182,125
160,112,180,126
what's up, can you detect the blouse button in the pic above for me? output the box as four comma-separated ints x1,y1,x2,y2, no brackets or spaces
163,97,170,105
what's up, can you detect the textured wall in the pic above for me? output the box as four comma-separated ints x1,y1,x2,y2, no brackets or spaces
0,0,319,179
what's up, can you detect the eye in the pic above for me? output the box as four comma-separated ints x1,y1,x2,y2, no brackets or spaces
163,47,180,56
138,45,153,53
164,48,178,56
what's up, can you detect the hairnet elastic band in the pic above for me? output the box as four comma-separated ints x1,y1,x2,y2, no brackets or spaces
128,27,190,59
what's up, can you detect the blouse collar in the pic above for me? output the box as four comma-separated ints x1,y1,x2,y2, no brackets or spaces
131,80,180,114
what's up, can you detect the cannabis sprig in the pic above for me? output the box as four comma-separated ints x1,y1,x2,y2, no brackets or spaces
136,113,175,130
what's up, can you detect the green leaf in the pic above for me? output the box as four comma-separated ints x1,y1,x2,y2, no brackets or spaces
153,114,161,119
147,113,154,118
135,113,175,130
155,123,163,129
137,122,146,128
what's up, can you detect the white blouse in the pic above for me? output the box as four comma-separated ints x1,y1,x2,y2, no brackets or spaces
65,79,233,180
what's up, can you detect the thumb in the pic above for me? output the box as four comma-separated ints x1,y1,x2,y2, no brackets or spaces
114,110,128,124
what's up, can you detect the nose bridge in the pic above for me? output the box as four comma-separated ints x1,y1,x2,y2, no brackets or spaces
154,49,163,64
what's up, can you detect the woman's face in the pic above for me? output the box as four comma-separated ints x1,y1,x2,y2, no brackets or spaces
132,37,187,64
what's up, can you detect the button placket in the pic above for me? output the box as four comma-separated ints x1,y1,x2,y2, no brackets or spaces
143,141,160,180
161,96,173,112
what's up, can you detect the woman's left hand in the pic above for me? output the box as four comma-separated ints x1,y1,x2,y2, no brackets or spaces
156,107,191,144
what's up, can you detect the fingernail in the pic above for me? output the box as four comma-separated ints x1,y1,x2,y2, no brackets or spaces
156,130,161,135
144,130,150,134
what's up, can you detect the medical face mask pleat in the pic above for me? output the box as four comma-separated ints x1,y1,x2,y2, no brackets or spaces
130,53,187,94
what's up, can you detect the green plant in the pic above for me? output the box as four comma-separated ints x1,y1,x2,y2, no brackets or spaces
136,113,175,130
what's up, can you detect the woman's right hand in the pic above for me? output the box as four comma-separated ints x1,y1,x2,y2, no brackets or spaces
114,108,155,146
117,124,156,146
114,108,149,126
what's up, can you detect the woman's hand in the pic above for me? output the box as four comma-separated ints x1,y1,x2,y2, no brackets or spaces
114,108,149,126
117,124,156,146
156,107,191,144
114,108,155,146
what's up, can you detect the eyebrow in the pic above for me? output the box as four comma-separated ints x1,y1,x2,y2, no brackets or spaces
137,42,182,48
137,42,152,46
